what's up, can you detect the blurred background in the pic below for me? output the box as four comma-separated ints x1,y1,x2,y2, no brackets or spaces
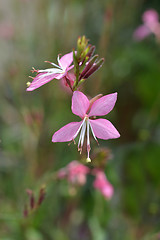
0,0,160,239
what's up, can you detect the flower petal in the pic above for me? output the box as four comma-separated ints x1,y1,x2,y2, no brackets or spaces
143,9,159,25
71,91,90,118
93,170,114,199
54,72,66,80
133,25,151,41
52,121,82,142
101,183,114,200
26,72,58,91
88,93,117,117
58,52,73,70
54,65,74,80
89,119,120,140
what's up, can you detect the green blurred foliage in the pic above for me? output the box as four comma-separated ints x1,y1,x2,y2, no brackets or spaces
0,0,160,239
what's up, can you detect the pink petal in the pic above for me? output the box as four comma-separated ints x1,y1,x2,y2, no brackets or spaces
57,161,90,186
101,183,114,199
26,72,58,91
54,72,66,80
52,121,82,142
133,25,151,41
143,9,159,25
71,91,90,118
68,161,90,175
88,93,117,117
66,72,76,86
93,170,114,200
89,119,120,140
55,65,74,80
66,65,74,71
67,161,90,185
58,52,73,70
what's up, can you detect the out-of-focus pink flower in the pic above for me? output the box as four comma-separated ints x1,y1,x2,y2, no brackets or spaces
57,161,114,199
93,170,114,200
57,161,90,186
52,91,120,161
133,9,160,41
143,9,159,28
26,52,74,91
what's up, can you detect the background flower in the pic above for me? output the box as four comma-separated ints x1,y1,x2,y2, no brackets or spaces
93,169,114,200
133,9,160,41
57,160,90,185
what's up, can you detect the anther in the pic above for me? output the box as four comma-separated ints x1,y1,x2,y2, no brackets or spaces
26,81,31,87
86,158,91,163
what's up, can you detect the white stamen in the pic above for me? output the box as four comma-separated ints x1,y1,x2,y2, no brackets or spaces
73,118,86,140
72,117,98,159
87,120,90,147
38,68,63,74
35,72,60,83
80,121,86,148
78,120,86,151
50,62,62,69
40,72,57,77
87,120,91,159
78,125,83,149
89,120,98,143
57,55,63,69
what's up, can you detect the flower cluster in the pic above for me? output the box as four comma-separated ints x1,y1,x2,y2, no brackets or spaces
57,160,90,186
26,36,120,200
133,9,160,42
57,161,114,200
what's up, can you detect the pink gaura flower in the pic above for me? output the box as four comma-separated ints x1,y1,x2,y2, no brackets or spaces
93,169,114,200
52,91,120,161
57,161,90,186
133,9,160,41
26,52,74,91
